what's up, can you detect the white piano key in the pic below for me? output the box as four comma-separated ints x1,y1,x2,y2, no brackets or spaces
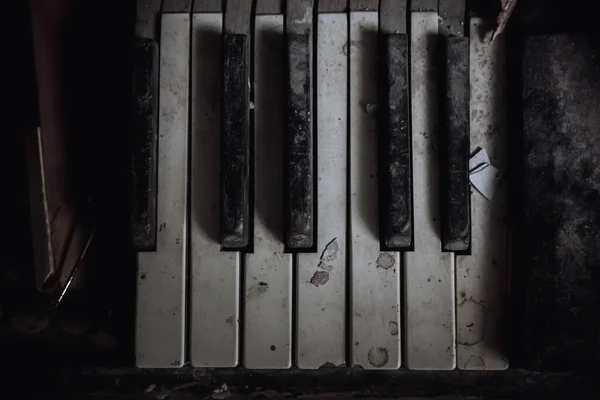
243,14,292,369
456,17,508,370
404,12,456,370
296,13,348,369
189,13,241,368
135,13,189,368
350,11,401,370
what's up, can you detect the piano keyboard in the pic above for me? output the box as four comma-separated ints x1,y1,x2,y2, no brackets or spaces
133,0,508,370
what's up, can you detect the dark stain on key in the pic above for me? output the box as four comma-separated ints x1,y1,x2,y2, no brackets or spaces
285,32,314,250
438,0,471,253
376,253,395,270
310,270,329,287
439,36,471,253
131,40,159,251
368,347,389,367
379,33,413,250
221,33,250,249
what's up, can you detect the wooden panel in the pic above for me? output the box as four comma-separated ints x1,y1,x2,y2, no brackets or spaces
522,33,600,371
30,0,89,295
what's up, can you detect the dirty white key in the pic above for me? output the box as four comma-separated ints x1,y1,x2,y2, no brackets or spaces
350,12,401,370
456,17,508,370
135,13,189,368
189,13,240,368
296,13,347,369
404,12,456,370
243,14,292,369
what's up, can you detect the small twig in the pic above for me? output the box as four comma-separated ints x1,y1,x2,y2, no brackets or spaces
491,0,517,42
53,224,97,309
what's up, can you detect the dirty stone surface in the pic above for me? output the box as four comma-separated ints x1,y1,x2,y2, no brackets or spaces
522,33,600,370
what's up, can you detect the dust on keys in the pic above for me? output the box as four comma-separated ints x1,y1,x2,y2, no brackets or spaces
133,0,509,370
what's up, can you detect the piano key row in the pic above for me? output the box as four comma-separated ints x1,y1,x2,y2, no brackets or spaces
135,11,508,371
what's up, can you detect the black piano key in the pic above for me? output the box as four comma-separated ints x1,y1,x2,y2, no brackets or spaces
379,34,412,250
440,36,470,252
285,33,314,249
221,33,250,249
131,37,158,251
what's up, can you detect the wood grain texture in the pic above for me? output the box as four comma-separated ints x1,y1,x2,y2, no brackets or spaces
163,0,192,12
318,0,346,12
225,0,252,34
193,0,222,12
349,0,378,11
380,0,407,33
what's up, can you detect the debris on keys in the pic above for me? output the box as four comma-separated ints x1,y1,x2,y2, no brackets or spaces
469,148,502,200
491,0,517,42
